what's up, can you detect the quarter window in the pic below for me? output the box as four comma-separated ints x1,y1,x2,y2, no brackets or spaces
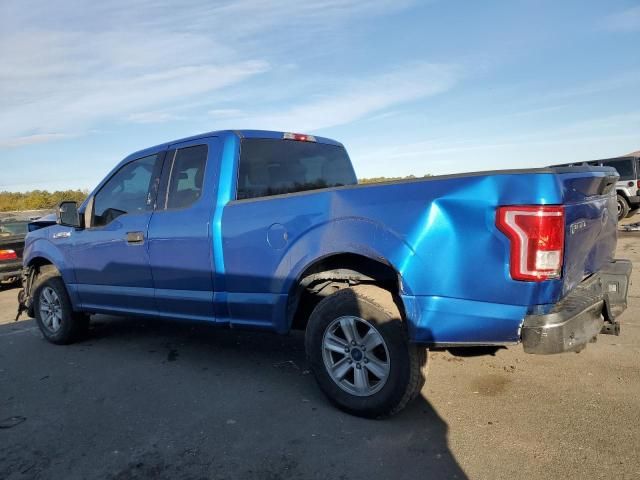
165,145,208,209
93,155,159,227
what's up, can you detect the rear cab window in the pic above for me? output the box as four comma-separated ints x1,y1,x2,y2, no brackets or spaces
236,139,357,200
0,221,29,236
601,158,635,181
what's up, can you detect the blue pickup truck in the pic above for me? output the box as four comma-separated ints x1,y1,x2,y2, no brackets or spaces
18,130,631,417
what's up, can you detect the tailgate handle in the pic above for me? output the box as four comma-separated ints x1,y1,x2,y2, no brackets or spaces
126,231,145,244
600,175,617,195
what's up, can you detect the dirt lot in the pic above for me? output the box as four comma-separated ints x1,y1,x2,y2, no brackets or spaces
1,234,639,480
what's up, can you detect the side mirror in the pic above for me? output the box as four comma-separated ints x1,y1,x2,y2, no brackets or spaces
57,201,81,228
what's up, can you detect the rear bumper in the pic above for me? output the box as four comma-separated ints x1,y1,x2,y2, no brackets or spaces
521,259,632,354
0,261,22,282
627,195,640,207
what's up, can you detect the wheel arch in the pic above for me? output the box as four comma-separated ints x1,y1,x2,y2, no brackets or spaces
616,189,631,201
23,238,80,312
287,251,406,331
27,256,55,270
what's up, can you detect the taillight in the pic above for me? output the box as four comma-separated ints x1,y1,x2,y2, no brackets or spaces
0,249,18,261
283,132,316,142
637,180,640,189
496,205,565,282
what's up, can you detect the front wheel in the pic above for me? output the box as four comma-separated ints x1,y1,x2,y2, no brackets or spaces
305,285,427,418
33,268,88,345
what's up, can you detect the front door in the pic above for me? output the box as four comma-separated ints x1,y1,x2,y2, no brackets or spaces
69,152,164,314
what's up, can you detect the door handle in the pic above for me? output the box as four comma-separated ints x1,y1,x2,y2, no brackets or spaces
126,231,145,244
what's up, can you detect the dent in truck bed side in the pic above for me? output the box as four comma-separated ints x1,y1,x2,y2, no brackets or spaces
221,171,560,342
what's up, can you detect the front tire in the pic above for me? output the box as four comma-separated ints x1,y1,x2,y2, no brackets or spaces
305,285,427,418
33,268,88,345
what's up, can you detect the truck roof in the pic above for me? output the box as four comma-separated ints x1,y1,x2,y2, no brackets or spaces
123,129,344,163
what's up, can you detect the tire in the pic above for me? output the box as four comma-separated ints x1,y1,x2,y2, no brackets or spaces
305,285,427,418
617,194,630,221
32,266,88,345
626,207,639,219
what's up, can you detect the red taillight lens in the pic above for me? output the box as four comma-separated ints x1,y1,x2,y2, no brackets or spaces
496,205,565,282
283,132,316,142
0,249,18,261
637,180,640,189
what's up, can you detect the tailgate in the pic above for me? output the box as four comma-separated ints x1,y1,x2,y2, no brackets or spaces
556,167,619,296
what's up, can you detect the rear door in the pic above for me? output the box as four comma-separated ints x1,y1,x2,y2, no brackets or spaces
69,152,165,314
147,137,221,321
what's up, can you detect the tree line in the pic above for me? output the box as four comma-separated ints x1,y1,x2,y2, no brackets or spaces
0,190,88,212
358,174,431,184
0,176,429,212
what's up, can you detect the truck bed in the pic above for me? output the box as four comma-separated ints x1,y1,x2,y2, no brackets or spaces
222,165,618,343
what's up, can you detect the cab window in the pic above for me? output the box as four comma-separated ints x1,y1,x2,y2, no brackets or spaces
93,155,159,227
164,145,208,209
237,139,357,200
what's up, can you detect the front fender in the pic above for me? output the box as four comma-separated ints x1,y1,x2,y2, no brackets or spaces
23,236,80,308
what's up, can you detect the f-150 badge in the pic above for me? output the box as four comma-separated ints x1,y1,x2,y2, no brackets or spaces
570,220,587,235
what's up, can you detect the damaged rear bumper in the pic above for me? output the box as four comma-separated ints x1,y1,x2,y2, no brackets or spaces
0,262,22,283
521,259,632,354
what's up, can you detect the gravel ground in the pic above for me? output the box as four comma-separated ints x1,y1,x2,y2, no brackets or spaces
0,232,638,480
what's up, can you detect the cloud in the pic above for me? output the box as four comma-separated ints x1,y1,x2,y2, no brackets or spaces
349,112,640,176
207,109,246,119
209,63,459,132
603,5,640,32
0,133,78,148
126,111,181,124
0,0,418,148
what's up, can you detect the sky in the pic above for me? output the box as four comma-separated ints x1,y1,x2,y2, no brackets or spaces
1,0,639,192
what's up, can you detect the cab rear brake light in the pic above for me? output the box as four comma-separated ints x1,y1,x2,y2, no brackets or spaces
0,249,18,261
496,206,564,282
283,132,316,142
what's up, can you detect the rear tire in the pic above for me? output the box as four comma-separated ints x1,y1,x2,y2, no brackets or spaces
33,267,88,345
305,285,427,418
617,194,630,221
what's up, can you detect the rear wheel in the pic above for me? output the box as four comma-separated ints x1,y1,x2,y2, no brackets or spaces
33,267,88,345
617,194,630,221
305,285,427,418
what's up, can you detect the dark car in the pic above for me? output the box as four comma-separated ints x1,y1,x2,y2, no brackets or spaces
0,218,30,285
